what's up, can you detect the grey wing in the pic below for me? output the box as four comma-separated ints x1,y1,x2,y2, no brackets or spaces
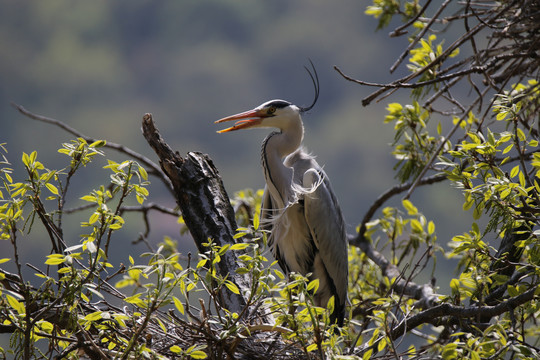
303,168,348,309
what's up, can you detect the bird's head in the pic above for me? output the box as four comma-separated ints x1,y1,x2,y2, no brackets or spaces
215,100,303,133
215,61,320,134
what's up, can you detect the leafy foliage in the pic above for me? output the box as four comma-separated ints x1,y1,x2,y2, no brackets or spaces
2,1,540,359
0,140,346,358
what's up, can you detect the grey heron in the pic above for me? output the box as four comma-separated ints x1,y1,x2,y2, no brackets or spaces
215,65,348,326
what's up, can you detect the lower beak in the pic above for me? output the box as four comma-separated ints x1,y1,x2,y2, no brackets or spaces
215,109,264,133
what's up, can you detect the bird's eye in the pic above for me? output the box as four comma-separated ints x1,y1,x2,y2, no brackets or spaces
267,106,276,115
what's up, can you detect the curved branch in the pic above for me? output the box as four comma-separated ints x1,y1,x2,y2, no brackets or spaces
389,0,449,73
11,102,174,196
354,173,446,241
141,113,250,314
349,174,447,308
389,285,537,340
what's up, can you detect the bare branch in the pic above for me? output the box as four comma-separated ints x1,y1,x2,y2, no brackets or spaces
141,113,250,314
389,285,537,340
11,102,174,195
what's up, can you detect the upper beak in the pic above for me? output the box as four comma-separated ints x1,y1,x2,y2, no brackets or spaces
215,109,265,133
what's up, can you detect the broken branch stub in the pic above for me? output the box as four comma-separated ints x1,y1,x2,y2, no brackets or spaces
141,113,249,314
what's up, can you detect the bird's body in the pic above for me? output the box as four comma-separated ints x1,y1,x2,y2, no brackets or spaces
216,67,348,326
261,143,348,325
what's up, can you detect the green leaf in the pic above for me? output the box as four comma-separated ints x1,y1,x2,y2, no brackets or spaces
410,219,423,233
173,296,185,315
39,321,54,334
115,279,134,288
233,232,246,239
274,269,285,280
124,293,146,307
85,286,104,299
189,350,208,359
90,140,106,148
84,311,103,322
235,267,249,274
463,197,474,211
516,127,526,141
45,183,59,195
253,212,260,230
225,280,240,295
138,165,148,181
29,151,37,163
402,199,418,215
45,254,65,265
230,243,250,251
307,279,319,292
326,295,335,313
427,221,435,235
450,278,459,292
442,342,458,359
510,165,520,178
502,143,514,154
378,337,387,352
496,111,508,121
170,345,183,354
362,349,373,360
80,195,97,202
519,171,526,187
109,222,123,230
6,295,25,314
88,212,100,224
386,102,403,114
22,152,30,166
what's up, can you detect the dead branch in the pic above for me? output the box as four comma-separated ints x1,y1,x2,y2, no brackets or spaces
141,113,250,314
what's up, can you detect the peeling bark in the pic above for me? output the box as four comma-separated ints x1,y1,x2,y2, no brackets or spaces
141,113,249,314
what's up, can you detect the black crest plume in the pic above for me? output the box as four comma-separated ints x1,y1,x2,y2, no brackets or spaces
299,60,320,113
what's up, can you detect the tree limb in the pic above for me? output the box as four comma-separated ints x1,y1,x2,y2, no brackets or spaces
389,285,537,340
11,102,174,196
141,113,250,314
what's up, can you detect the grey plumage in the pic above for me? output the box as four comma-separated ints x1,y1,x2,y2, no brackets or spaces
216,98,349,326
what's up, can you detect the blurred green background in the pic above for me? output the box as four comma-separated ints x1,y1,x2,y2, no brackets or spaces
0,1,472,289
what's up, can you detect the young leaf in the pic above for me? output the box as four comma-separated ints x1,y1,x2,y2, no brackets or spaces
230,243,250,251
225,280,240,295
173,296,185,315
6,295,25,315
402,199,418,215
45,254,66,265
189,350,208,359
45,183,58,195
170,345,183,354
84,311,103,322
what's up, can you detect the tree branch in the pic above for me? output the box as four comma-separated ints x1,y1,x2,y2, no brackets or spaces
389,285,537,340
141,113,250,314
11,102,174,196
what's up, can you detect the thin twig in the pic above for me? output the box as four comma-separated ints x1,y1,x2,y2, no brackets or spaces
389,0,449,73
11,102,174,195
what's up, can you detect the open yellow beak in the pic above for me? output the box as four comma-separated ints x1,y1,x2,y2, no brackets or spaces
215,109,265,133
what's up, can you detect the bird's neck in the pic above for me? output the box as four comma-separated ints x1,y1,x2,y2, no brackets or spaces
268,119,304,158
261,120,304,207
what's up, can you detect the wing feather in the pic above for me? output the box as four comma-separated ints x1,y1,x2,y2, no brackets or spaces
303,168,348,318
